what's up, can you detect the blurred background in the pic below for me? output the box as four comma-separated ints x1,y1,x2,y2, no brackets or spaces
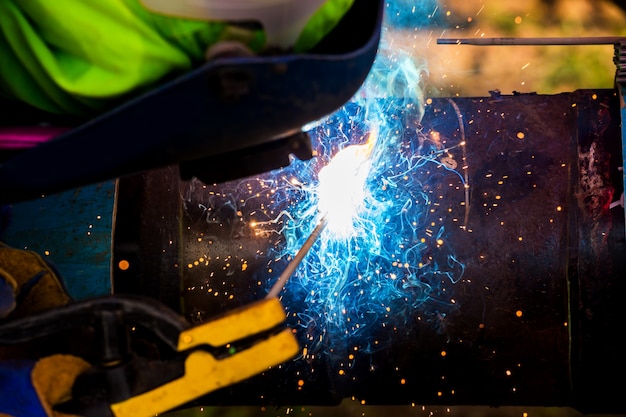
166,1,626,416
419,0,626,96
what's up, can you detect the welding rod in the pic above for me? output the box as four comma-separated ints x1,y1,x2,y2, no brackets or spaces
437,37,626,46
266,215,328,299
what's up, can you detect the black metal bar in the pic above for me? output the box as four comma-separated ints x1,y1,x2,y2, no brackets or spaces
437,36,625,45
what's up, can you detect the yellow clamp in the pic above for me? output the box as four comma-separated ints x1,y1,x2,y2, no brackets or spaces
110,297,298,417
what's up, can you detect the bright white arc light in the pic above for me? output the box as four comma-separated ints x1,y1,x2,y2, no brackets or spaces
317,130,376,236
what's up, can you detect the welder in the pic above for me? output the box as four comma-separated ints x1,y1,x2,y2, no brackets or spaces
0,0,354,117
0,0,358,415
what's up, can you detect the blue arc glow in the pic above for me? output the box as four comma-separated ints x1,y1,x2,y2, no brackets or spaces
263,99,467,354
186,0,468,356
248,2,470,355
317,128,376,236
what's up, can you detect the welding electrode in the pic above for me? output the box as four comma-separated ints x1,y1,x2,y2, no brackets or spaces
266,216,328,299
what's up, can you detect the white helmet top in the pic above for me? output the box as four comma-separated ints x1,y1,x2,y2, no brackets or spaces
140,0,329,49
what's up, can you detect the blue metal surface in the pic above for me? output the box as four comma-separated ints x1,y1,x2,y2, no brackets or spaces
1,181,115,300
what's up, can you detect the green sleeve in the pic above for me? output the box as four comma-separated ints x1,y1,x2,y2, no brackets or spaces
0,0,351,117
0,0,232,115
295,0,355,53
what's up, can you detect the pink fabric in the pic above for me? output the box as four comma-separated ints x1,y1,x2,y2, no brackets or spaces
0,127,69,149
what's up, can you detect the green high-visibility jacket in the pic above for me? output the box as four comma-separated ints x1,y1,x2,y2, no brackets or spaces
0,0,353,116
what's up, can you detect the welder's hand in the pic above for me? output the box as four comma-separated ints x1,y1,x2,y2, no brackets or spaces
0,271,17,318
0,354,91,417
0,242,71,320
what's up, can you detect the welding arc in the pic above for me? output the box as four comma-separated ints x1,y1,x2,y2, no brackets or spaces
266,215,328,299
437,36,625,46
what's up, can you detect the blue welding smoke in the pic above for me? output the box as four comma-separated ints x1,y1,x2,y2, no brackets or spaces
385,0,443,28
258,0,467,354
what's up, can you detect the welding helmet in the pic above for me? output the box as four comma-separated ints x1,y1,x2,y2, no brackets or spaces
139,0,355,52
